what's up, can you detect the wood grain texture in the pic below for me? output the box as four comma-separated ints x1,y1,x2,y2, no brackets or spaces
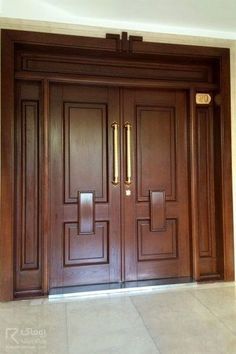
189,89,200,280
0,31,15,300
136,106,176,201
64,222,108,266
49,84,121,288
197,106,218,277
197,108,215,258
64,103,107,203
138,219,177,261
15,71,218,90
15,81,43,295
78,191,95,235
18,52,212,83
20,100,39,270
220,52,235,281
42,79,50,295
123,89,191,281
150,191,166,232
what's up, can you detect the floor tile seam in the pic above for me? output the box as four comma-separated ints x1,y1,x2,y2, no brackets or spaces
129,296,163,354
188,290,236,337
64,303,70,354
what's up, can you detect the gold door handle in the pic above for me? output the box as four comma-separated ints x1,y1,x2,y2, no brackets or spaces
111,122,119,185
124,122,132,185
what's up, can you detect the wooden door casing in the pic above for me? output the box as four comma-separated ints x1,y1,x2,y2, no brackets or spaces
1,29,233,300
49,84,121,287
123,89,191,281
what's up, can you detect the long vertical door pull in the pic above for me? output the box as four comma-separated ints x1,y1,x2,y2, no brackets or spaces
125,122,132,185
112,122,119,185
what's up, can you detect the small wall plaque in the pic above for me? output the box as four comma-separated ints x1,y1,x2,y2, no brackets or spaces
196,93,212,105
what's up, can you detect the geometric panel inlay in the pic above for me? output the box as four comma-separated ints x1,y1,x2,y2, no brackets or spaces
137,219,177,261
64,222,108,266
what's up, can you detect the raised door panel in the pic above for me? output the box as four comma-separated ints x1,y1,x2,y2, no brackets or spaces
50,84,121,288
137,106,176,201
63,100,109,269
64,103,107,203
137,219,177,261
15,81,42,296
64,222,108,266
197,107,217,277
123,89,190,281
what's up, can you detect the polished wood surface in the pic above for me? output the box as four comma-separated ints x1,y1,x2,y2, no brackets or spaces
150,191,166,232
123,89,190,280
15,81,42,295
49,86,191,287
49,84,121,287
78,191,95,235
0,29,234,300
197,106,217,276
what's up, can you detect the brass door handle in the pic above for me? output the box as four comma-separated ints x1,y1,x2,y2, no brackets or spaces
111,122,119,185
124,122,132,185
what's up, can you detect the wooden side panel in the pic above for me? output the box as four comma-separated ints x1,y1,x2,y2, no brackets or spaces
15,81,42,295
197,107,218,277
21,101,39,270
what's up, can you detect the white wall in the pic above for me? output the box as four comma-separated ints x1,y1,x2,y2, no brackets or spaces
2,0,236,39
0,17,235,277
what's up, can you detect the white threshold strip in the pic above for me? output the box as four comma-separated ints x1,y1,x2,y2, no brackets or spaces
48,281,236,301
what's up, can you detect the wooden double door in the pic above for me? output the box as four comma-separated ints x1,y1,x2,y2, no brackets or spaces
49,83,190,288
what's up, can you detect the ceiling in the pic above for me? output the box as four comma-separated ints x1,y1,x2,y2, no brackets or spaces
1,0,236,39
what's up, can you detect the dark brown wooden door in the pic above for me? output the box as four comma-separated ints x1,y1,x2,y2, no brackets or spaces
123,89,191,281
50,84,121,287
49,84,190,288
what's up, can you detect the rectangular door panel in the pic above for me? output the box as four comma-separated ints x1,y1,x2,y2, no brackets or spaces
15,81,43,296
137,219,177,261
64,102,107,203
123,89,191,281
197,107,217,276
64,222,108,266
49,84,121,288
150,190,166,232
137,106,176,201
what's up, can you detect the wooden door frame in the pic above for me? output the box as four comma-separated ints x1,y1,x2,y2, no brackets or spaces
1,29,234,300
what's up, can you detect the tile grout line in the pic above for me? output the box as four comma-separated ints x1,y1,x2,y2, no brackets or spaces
188,290,236,337
129,296,163,354
65,303,70,354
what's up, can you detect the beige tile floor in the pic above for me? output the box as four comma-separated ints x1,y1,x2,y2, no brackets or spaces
0,282,236,354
